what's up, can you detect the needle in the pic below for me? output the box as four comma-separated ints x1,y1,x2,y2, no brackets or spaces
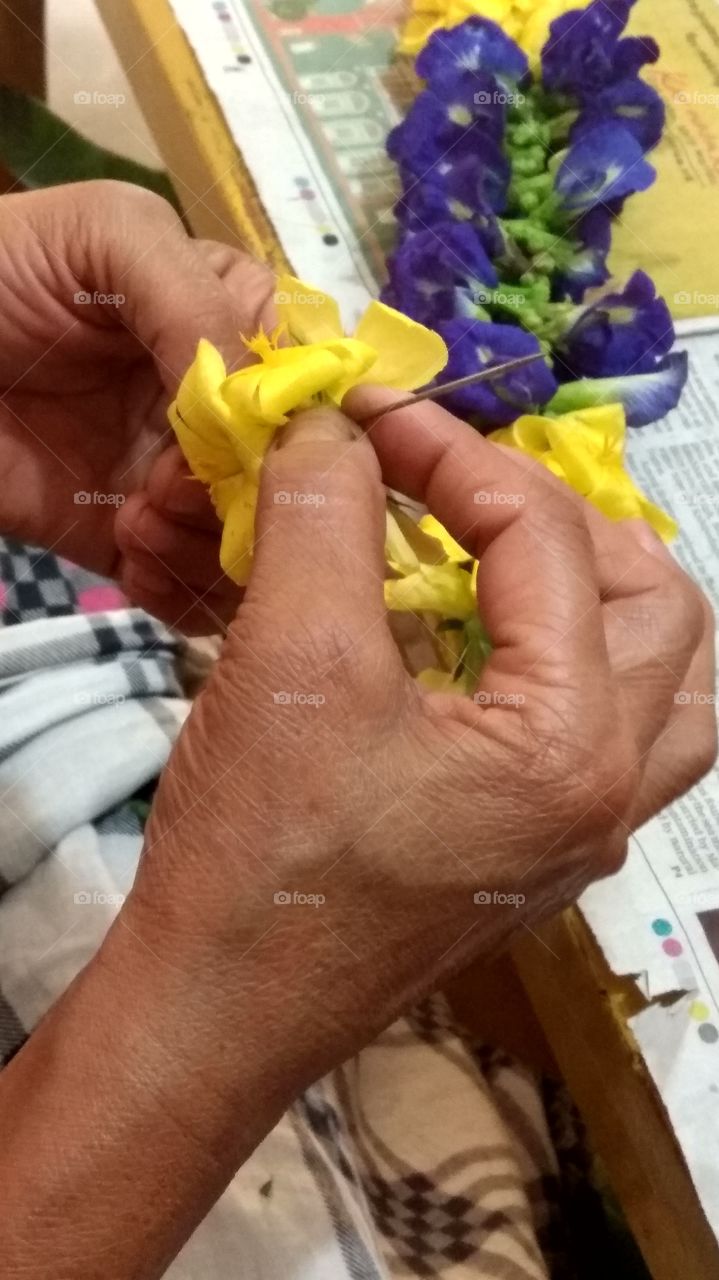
355,351,545,422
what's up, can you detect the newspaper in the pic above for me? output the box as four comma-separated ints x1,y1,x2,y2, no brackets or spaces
168,0,719,1238
582,322,719,1236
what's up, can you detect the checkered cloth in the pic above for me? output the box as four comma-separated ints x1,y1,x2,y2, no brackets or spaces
0,538,624,1280
0,536,125,627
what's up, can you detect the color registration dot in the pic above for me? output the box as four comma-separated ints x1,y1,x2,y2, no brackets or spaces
699,1024,719,1045
662,938,683,957
690,1001,711,1022
652,918,673,936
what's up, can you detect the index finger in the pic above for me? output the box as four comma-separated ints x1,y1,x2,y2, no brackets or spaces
345,385,614,722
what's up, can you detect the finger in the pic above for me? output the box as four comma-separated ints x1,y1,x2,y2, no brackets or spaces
116,497,231,594
121,553,234,636
631,594,717,825
66,182,275,388
469,459,705,752
579,510,707,753
248,406,397,651
346,385,613,720
142,444,224,533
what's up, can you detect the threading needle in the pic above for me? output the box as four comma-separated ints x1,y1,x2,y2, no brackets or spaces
355,351,545,422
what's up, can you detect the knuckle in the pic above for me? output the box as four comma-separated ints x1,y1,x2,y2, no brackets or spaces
93,179,178,225
684,724,719,790
540,731,636,838
679,579,710,652
656,573,707,661
527,487,589,550
597,827,630,877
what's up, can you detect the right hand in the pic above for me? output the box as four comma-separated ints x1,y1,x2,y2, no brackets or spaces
123,391,716,1086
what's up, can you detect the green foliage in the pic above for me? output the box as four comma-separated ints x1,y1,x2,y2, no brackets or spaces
0,85,180,211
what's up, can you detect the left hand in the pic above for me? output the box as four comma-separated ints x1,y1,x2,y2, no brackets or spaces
0,180,275,632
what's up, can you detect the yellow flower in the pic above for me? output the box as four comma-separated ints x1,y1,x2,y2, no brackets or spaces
398,0,516,57
416,666,473,694
517,0,586,64
384,510,489,692
168,276,448,585
385,562,478,618
398,0,586,63
384,508,477,618
490,404,678,541
418,514,470,562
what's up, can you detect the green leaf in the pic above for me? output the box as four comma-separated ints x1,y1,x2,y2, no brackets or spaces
0,85,181,212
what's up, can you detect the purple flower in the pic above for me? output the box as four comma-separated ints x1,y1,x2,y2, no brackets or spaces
541,0,645,97
557,270,674,379
416,17,528,92
387,71,505,173
571,77,664,152
553,208,612,301
554,123,655,214
383,223,498,326
395,157,508,251
433,319,557,425
547,352,689,427
388,86,512,212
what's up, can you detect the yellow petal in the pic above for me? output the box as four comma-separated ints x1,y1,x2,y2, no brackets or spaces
256,346,350,421
589,471,677,542
417,667,467,694
397,13,443,54
353,302,448,391
173,340,239,482
386,510,420,572
519,0,583,64
544,433,600,497
275,274,342,344
211,475,258,586
490,414,551,457
386,507,448,571
588,474,644,523
640,500,679,543
544,406,626,494
564,405,626,460
384,563,476,619
418,514,470,562
168,401,233,486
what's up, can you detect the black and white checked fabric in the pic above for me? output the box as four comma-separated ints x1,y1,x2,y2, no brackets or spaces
0,537,123,627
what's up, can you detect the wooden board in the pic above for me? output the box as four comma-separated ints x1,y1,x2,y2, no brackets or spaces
96,0,289,270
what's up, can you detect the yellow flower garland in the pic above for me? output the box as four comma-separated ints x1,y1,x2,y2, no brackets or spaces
490,405,677,541
168,275,447,584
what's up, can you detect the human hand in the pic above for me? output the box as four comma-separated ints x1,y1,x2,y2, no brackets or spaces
124,391,716,1085
0,180,274,632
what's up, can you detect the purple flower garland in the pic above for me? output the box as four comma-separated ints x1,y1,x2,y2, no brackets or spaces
383,0,688,428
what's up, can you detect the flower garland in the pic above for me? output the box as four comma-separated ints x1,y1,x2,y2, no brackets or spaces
168,0,685,695
169,285,447,584
384,0,687,433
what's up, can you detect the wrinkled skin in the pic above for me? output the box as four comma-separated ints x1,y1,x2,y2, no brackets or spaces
0,181,273,631
133,392,716,1074
0,181,715,1280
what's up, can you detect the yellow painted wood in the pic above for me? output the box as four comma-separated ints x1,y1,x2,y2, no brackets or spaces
96,0,289,270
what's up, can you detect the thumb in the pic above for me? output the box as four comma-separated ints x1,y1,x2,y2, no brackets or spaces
247,406,388,630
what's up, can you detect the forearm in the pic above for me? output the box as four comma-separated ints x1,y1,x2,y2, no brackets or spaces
0,904,304,1280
